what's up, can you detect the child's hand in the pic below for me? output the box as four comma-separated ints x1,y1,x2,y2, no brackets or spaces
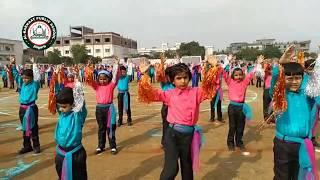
114,57,120,64
280,45,295,63
139,59,150,74
55,65,61,73
207,55,218,67
160,53,166,64
257,55,264,64
10,56,16,64
30,57,35,63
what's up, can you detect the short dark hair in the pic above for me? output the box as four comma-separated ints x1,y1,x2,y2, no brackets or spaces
283,62,304,76
168,63,192,82
231,68,243,79
305,59,316,70
22,69,33,78
56,87,74,105
120,65,127,71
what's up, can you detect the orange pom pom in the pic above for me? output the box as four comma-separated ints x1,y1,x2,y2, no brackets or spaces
201,66,219,100
138,75,158,103
272,66,287,113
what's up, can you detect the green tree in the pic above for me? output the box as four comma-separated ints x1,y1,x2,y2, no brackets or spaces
309,52,318,59
48,49,61,64
61,56,74,66
262,46,282,59
164,50,177,58
88,55,102,64
36,56,49,64
236,48,262,61
71,44,88,64
177,41,205,59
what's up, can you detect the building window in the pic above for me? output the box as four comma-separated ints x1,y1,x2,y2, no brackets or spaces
105,49,110,53
125,42,127,45
87,49,91,53
64,40,70,44
56,40,61,45
65,50,70,54
95,49,101,53
105,38,110,42
95,39,100,43
85,39,91,43
5,46,11,51
301,43,306,47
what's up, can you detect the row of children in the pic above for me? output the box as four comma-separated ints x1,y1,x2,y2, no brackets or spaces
10,44,320,179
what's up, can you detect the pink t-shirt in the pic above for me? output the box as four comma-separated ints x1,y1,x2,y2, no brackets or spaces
64,82,75,89
89,81,116,104
223,70,255,103
264,75,272,89
154,87,205,126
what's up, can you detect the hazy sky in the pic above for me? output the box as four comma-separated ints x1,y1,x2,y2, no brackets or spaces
1,0,320,51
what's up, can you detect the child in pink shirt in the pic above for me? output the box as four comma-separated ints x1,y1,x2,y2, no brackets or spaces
86,60,119,155
223,56,262,151
138,58,219,180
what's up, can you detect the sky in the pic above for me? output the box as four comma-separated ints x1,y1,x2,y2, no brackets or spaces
1,0,320,51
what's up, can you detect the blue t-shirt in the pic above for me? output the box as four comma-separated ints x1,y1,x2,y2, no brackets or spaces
117,75,130,91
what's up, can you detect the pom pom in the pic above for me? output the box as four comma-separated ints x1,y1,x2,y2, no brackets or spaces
201,66,219,100
138,75,158,103
305,58,320,97
272,65,287,113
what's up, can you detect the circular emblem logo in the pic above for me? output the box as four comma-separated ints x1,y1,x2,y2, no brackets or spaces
22,16,57,50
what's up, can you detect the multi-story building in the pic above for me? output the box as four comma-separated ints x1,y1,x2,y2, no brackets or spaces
227,39,311,54
138,42,181,56
45,26,137,59
0,38,23,65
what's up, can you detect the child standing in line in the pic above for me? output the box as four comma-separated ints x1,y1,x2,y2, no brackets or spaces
210,62,224,123
11,57,41,154
53,84,88,180
271,45,319,180
117,65,133,127
223,55,263,151
263,60,272,120
85,59,120,155
138,56,219,180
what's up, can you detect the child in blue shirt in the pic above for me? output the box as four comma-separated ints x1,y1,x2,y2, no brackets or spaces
11,57,41,154
271,56,319,179
117,65,132,126
54,85,88,180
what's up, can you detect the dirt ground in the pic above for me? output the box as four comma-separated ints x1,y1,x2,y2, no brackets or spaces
0,82,319,180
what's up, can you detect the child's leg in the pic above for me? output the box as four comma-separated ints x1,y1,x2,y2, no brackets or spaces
161,104,169,147
19,106,32,150
31,105,40,150
210,96,216,121
263,89,271,119
117,93,124,126
227,104,237,148
273,137,299,180
107,124,117,150
160,127,179,180
95,107,107,149
177,131,193,180
55,153,63,179
217,99,223,121
72,147,87,180
235,108,246,148
127,92,132,123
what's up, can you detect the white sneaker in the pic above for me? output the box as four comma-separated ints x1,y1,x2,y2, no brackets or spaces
111,148,117,155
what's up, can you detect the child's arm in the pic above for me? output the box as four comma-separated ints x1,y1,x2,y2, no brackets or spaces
279,45,295,64
111,58,120,84
31,58,41,82
138,61,168,104
73,81,87,125
156,55,167,83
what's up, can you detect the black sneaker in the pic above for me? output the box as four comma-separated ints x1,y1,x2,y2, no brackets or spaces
18,147,33,154
33,147,41,154
128,122,132,126
228,146,235,151
238,145,246,151
118,123,123,127
95,147,104,155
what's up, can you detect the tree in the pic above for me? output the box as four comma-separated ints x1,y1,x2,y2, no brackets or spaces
262,46,282,59
87,55,102,64
236,48,262,61
164,50,177,58
177,41,205,59
36,56,49,64
71,44,88,64
61,56,74,66
48,49,61,64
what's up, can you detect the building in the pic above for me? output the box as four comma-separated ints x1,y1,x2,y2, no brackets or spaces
0,38,23,65
45,26,138,59
138,42,181,56
205,46,215,56
23,48,44,64
227,39,311,54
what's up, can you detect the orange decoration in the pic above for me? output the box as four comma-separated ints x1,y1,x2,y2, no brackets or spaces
272,66,287,113
138,75,158,103
48,72,58,114
156,62,166,82
201,66,219,100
